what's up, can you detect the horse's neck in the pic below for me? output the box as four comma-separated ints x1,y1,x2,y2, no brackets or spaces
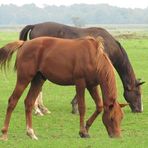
99,73,117,103
96,55,117,102
115,59,136,89
102,39,136,91
113,48,136,90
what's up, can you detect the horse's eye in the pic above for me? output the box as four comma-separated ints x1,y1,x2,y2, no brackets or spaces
111,118,114,122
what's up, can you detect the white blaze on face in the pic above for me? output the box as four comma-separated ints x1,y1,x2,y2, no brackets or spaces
141,101,143,112
140,94,143,112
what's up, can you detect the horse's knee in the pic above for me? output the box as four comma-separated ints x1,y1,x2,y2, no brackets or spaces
7,97,18,111
24,100,34,112
96,105,103,113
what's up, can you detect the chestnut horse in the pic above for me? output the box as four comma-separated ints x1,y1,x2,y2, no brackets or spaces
0,37,126,140
20,22,145,113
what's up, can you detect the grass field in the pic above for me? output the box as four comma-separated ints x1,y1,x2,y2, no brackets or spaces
0,27,148,148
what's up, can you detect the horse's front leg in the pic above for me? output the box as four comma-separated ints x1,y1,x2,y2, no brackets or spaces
25,74,45,140
75,79,89,138
85,86,103,132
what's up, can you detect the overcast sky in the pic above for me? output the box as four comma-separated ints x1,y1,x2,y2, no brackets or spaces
0,0,148,9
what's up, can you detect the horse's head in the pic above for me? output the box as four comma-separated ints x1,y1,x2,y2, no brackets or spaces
124,79,145,113
102,101,128,138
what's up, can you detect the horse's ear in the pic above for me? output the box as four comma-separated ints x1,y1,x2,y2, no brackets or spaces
119,103,129,108
136,79,146,87
136,81,145,87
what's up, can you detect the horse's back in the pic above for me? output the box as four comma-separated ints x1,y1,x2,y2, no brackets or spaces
30,22,67,38
30,22,119,58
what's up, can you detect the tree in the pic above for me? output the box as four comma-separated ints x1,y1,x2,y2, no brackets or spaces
71,16,85,27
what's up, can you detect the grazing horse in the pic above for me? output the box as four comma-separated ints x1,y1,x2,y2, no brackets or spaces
20,22,145,113
0,37,127,140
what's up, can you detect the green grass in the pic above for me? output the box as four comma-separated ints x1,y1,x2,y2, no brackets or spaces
0,31,148,148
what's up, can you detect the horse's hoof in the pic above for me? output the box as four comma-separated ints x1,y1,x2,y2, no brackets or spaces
0,135,8,141
32,135,38,140
34,111,44,116
26,128,38,140
79,132,90,138
26,132,38,140
42,109,51,115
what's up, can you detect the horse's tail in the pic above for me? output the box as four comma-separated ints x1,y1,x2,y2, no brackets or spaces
0,40,25,70
19,25,34,41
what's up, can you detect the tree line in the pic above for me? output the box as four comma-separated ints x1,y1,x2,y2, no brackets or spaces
0,3,148,25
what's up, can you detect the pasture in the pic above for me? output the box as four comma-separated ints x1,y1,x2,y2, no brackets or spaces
0,25,148,147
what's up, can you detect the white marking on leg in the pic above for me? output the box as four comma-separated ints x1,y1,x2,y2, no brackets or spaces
34,93,44,116
38,92,43,105
26,126,38,140
34,107,44,116
38,92,51,114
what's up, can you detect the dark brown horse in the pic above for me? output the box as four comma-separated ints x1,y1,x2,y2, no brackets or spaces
20,22,145,113
0,37,127,140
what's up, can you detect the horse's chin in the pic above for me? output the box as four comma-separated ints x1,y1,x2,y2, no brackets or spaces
109,132,121,138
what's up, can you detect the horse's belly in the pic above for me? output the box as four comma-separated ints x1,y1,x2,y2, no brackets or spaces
47,74,74,85
48,78,74,86
41,66,74,85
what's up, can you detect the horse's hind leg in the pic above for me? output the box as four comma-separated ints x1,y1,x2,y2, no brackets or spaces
0,80,30,141
75,79,89,138
86,86,103,132
71,95,79,114
36,91,51,115
34,92,44,116
24,73,45,140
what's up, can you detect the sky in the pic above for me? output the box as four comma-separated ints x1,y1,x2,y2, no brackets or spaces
0,0,148,9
